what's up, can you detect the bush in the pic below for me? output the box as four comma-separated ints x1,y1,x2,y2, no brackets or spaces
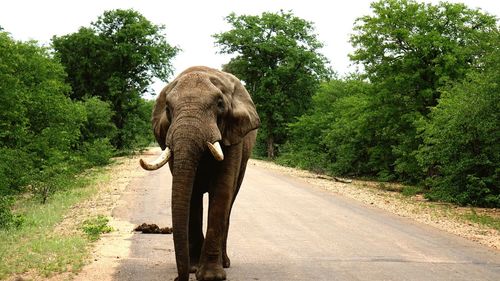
80,97,117,143
30,161,79,204
81,138,115,166
81,215,113,241
0,148,33,196
417,48,500,207
0,31,86,197
0,196,24,229
119,98,155,151
401,186,423,197
279,79,375,176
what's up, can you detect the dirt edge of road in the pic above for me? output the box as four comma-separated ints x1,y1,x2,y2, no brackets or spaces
18,153,150,281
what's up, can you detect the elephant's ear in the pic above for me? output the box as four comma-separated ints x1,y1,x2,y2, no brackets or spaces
222,74,260,146
152,81,176,150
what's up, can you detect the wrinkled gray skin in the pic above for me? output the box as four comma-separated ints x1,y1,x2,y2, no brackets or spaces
151,66,259,281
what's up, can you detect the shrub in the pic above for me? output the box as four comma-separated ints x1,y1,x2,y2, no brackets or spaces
417,47,499,207
279,79,375,177
0,148,33,195
30,162,77,204
81,215,113,241
119,98,155,151
81,138,115,166
0,31,85,197
0,196,24,229
80,97,117,143
401,186,423,197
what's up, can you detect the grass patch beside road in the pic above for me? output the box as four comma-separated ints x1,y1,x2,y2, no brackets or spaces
462,209,500,231
81,215,114,241
0,168,110,279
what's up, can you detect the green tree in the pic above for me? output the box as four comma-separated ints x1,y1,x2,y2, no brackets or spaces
349,0,497,181
214,10,330,158
0,32,31,195
416,32,500,207
0,31,85,196
78,97,116,166
120,98,155,151
52,9,179,150
279,78,374,176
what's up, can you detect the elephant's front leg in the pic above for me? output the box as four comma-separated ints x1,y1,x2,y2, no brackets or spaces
189,191,204,273
222,165,246,269
195,190,232,281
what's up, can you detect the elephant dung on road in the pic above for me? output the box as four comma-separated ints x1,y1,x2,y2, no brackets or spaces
140,66,260,281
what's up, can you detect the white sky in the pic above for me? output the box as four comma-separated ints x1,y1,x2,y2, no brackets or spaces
1,0,498,95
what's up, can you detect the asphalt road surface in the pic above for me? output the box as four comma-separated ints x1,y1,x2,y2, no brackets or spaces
79,153,500,281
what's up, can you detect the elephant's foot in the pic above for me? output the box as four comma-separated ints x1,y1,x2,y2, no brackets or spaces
222,254,230,268
190,263,199,273
195,263,226,281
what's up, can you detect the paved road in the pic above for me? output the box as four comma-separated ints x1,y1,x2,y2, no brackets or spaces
91,153,500,281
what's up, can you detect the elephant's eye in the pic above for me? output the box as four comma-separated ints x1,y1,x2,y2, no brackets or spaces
165,107,172,120
217,98,225,113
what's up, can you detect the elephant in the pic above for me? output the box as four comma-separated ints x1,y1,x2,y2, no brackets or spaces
139,66,260,281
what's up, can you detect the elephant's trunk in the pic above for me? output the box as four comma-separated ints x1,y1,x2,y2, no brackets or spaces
170,126,204,281
171,159,195,280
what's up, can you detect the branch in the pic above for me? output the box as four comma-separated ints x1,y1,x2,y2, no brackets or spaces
333,177,353,183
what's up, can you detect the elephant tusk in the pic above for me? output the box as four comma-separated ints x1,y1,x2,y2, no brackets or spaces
207,141,224,161
139,147,171,170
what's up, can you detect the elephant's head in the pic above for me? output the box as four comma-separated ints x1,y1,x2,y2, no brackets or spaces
139,66,259,281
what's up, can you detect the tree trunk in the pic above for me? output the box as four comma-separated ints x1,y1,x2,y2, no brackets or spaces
266,135,275,158
266,112,275,159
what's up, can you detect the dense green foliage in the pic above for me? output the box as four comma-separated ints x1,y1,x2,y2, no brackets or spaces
0,31,118,209
0,9,176,228
280,0,499,206
0,196,24,229
0,32,84,197
278,78,375,175
78,97,116,165
416,36,499,206
349,0,497,182
52,9,178,150
213,10,330,157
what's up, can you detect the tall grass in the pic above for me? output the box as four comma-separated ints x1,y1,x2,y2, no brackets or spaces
0,168,109,279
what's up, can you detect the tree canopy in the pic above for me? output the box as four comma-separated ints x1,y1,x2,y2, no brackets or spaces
280,0,499,206
213,10,330,158
348,0,497,180
52,9,179,149
0,31,84,197
416,32,499,206
1,10,177,225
